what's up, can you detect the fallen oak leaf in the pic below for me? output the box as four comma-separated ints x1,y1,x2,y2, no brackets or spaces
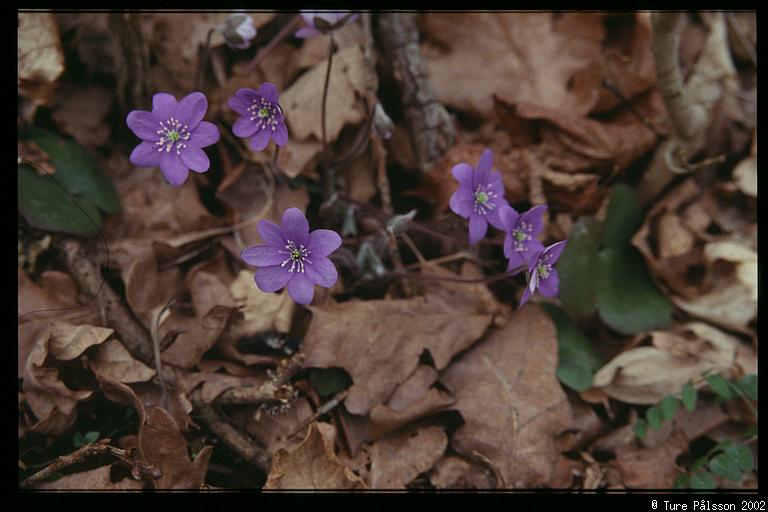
89,339,156,384
368,425,448,489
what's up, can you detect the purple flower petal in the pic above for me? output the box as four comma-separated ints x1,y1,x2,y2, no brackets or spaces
180,146,210,173
273,122,288,147
295,26,320,38
537,269,560,297
227,94,250,116
233,116,260,138
451,163,474,188
518,282,533,308
235,88,260,107
189,121,220,148
175,92,208,129
255,266,292,293
159,151,190,186
257,220,286,246
306,256,338,288
485,204,507,230
307,229,342,256
506,250,527,273
476,148,494,175
300,11,317,24
242,245,286,267
249,129,271,151
468,215,488,245
281,208,310,244
543,240,568,263
487,171,505,197
449,189,474,218
257,82,279,104
129,141,161,168
126,110,159,141
521,204,548,235
152,93,177,120
499,205,520,232
287,273,315,305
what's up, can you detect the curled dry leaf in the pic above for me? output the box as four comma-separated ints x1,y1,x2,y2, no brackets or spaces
174,368,265,404
440,305,572,488
245,396,314,456
18,12,65,105
122,245,183,328
422,12,604,117
229,269,294,335
89,339,156,384
591,322,742,404
302,266,500,416
368,426,448,489
429,455,494,489
33,464,143,491
264,422,366,490
138,407,213,490
610,432,688,489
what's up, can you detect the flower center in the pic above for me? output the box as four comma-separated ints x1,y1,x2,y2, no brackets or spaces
248,97,282,132
511,220,534,253
155,117,191,155
472,184,496,215
536,263,551,279
279,240,312,273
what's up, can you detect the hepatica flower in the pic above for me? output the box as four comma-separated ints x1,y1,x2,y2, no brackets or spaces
519,240,568,308
295,10,359,38
500,204,547,272
228,83,287,152
127,92,220,186
242,208,342,305
449,149,509,244
222,13,257,50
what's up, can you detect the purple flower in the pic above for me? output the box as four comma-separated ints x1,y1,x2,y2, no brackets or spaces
227,83,288,152
500,204,548,273
241,208,342,305
295,10,359,38
126,92,220,186
519,240,568,308
222,13,257,50
448,148,509,244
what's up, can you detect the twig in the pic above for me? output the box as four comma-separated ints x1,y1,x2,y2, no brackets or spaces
190,390,271,474
215,353,304,405
286,389,349,440
321,33,336,202
400,232,427,266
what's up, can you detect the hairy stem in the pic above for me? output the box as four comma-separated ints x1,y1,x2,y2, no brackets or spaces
321,33,335,202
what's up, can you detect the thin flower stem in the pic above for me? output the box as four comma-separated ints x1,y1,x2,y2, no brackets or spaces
321,33,335,201
245,14,302,73
195,28,217,92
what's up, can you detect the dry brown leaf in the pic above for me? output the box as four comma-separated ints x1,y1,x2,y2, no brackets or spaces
122,246,183,327
440,305,572,488
89,339,156,384
229,269,294,335
175,368,265,404
642,401,729,449
34,464,143,490
369,388,455,441
368,426,448,489
281,43,376,147
732,133,756,198
302,268,499,416
245,396,314,456
385,364,438,411
99,378,146,425
429,455,495,489
18,12,65,105
610,433,688,488
592,322,741,404
51,85,114,148
48,322,114,361
138,407,213,489
423,13,604,117
293,21,365,73
264,422,366,490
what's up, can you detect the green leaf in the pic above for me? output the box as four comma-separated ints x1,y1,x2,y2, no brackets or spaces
83,431,100,444
689,470,716,489
724,444,753,473
595,245,672,335
734,374,758,401
681,382,698,412
708,453,743,482
705,374,734,400
21,126,120,214
73,431,85,448
601,184,642,248
309,368,352,397
673,474,689,489
646,406,663,430
691,456,709,471
660,395,679,420
542,304,603,391
556,217,601,319
633,419,647,439
19,165,102,236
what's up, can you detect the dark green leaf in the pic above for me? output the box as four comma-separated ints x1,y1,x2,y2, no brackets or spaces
708,453,743,482
705,374,734,400
691,456,709,471
309,368,352,397
83,431,100,444
681,382,698,412
601,184,642,248
673,474,689,489
19,165,102,236
724,444,753,473
743,425,758,438
556,217,601,319
633,419,647,439
734,374,757,401
646,406,663,430
660,395,679,420
73,431,85,448
542,304,603,392
21,126,120,214
595,245,672,335
689,470,716,489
